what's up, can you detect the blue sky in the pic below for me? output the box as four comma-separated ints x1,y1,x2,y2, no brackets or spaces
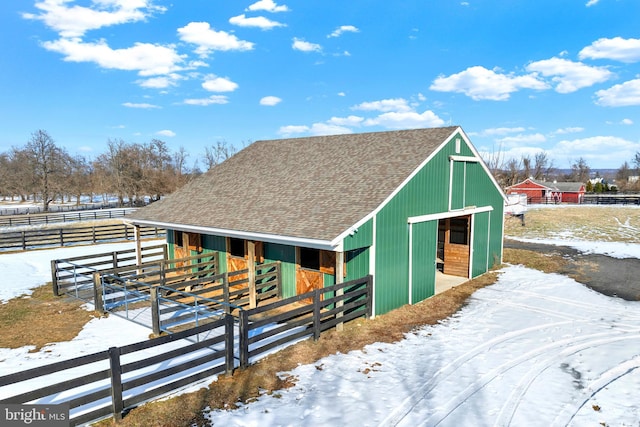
1,0,639,170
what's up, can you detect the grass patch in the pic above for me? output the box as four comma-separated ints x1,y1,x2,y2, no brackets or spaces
0,285,94,351
503,247,568,274
96,272,500,427
505,205,640,243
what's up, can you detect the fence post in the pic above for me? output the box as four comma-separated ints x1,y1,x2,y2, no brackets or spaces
223,273,230,314
366,275,373,319
313,289,321,341
150,286,160,336
112,251,118,275
335,251,344,332
124,224,129,241
108,347,124,422
276,261,282,298
239,310,249,369
247,241,256,309
51,260,59,296
225,314,235,376
93,272,104,313
22,231,26,250
59,229,64,247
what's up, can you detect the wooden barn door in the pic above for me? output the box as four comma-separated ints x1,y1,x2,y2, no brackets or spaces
174,231,201,267
441,216,471,278
296,248,337,303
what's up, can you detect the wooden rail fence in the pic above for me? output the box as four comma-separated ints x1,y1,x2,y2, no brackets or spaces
0,319,233,426
0,208,136,227
0,223,165,252
0,274,372,425
51,244,167,299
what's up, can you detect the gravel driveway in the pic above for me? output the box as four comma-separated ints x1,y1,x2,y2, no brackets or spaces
504,239,640,301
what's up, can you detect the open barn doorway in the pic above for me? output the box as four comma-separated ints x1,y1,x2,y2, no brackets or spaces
436,215,471,293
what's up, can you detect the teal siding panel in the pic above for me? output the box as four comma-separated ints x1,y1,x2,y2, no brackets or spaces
201,234,227,272
451,161,465,210
343,218,373,251
412,221,437,303
345,247,370,281
472,211,490,277
264,242,297,298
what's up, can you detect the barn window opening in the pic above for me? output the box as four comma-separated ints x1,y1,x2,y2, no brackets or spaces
449,217,469,245
300,247,320,270
229,238,246,258
174,231,183,247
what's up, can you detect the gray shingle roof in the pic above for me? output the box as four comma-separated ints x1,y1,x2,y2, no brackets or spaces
130,126,459,242
530,179,584,192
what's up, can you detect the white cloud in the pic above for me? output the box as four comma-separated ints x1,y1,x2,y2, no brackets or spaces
278,123,353,137
122,102,160,109
292,38,322,53
552,127,584,135
246,0,289,13
363,110,445,129
229,14,285,30
430,66,548,100
137,74,183,89
22,0,165,38
202,75,238,92
183,95,229,106
586,0,600,7
260,96,282,106
479,127,527,136
621,118,634,125
337,92,346,97
496,133,547,148
328,25,359,38
352,98,412,113
526,57,613,93
595,79,640,107
278,125,309,136
177,22,254,57
42,37,184,76
327,115,364,127
552,136,639,164
579,37,640,63
156,129,176,137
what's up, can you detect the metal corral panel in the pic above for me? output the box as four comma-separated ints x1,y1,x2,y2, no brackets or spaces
264,242,296,298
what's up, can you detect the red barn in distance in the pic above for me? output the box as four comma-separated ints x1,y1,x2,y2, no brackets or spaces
506,178,586,204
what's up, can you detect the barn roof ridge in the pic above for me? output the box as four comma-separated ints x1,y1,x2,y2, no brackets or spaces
129,126,463,243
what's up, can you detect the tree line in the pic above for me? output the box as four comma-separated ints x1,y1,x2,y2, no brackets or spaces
489,150,640,192
0,130,241,211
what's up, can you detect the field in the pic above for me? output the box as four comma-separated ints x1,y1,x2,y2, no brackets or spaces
504,205,640,243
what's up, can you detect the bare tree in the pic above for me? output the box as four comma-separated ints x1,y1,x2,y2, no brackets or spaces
24,130,67,211
203,140,237,170
570,157,591,183
532,152,553,180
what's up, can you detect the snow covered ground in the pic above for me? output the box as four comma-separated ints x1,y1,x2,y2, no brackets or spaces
0,208,639,425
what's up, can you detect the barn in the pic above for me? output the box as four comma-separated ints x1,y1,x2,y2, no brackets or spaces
506,178,586,204
128,126,506,316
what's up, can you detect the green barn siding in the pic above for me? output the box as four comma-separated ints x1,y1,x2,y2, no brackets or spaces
166,229,176,259
343,218,374,251
373,133,504,315
472,211,490,277
411,221,437,302
345,247,370,281
263,242,297,298
201,234,227,272
451,161,466,210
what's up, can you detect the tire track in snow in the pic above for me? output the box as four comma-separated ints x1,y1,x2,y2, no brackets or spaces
420,331,640,427
495,334,640,426
552,354,640,427
380,292,640,427
376,320,576,427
